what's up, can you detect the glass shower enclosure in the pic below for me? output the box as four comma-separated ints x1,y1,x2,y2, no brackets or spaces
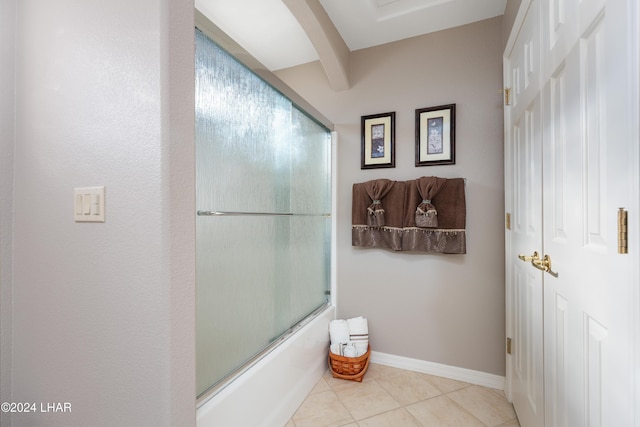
195,29,332,399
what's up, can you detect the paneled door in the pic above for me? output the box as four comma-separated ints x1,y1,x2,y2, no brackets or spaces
540,0,636,425
504,1,544,426
505,0,638,426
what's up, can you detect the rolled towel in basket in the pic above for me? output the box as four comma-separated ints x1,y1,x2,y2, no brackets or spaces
331,341,367,357
329,319,350,346
353,342,369,357
343,343,358,358
330,343,345,356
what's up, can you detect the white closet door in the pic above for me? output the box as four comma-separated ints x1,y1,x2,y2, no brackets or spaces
541,0,636,425
504,1,544,426
506,0,638,426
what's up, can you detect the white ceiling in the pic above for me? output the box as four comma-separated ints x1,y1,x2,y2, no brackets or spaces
195,0,507,72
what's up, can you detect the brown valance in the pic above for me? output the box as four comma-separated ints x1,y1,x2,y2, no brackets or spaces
352,177,466,254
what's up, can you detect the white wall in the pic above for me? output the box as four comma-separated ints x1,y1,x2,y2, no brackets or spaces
2,0,196,426
277,16,506,376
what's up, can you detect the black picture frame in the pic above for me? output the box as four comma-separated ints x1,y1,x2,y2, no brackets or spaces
415,104,456,166
361,112,395,169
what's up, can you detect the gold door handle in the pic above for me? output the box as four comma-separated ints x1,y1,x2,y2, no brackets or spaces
518,252,559,277
531,255,549,272
531,254,559,278
518,251,539,262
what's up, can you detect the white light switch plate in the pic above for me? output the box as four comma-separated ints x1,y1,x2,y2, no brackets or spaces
74,186,105,222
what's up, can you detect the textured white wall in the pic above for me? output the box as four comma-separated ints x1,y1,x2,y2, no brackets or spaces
277,17,506,376
4,0,195,426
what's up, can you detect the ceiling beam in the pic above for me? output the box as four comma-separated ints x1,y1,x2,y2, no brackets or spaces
282,0,351,91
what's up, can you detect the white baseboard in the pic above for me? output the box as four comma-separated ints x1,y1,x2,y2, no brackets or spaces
370,351,505,391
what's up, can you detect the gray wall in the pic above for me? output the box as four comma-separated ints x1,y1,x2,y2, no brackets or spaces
277,16,506,376
1,0,196,426
0,0,16,426
503,0,523,49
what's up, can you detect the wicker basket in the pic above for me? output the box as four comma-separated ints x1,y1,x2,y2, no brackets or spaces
328,345,371,382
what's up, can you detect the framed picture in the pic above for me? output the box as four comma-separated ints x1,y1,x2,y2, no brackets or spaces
415,104,456,166
361,112,395,169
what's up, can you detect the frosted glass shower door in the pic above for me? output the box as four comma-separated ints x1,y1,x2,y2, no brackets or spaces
195,29,331,398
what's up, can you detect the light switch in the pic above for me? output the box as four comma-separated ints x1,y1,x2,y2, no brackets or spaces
75,194,83,215
91,193,100,215
83,193,91,214
74,187,105,222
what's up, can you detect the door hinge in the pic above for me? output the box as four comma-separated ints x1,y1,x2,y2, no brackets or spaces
505,212,511,230
618,208,628,254
500,87,511,106
506,337,512,355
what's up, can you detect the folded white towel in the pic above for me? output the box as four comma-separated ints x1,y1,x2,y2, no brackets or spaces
329,319,349,345
347,316,368,342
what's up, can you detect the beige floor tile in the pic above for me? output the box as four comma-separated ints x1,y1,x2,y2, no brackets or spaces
447,385,517,427
492,389,508,400
362,363,406,380
309,377,331,395
323,370,367,392
288,364,520,427
418,372,471,394
334,380,401,420
357,408,422,427
291,390,354,427
376,369,443,405
405,395,485,427
496,420,521,427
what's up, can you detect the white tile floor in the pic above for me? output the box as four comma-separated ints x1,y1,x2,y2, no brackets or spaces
286,363,520,427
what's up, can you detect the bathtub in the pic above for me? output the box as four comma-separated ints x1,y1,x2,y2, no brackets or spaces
196,305,335,427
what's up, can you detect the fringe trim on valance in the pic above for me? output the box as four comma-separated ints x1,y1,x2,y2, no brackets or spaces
352,226,404,251
352,226,466,254
352,225,404,231
402,229,466,254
